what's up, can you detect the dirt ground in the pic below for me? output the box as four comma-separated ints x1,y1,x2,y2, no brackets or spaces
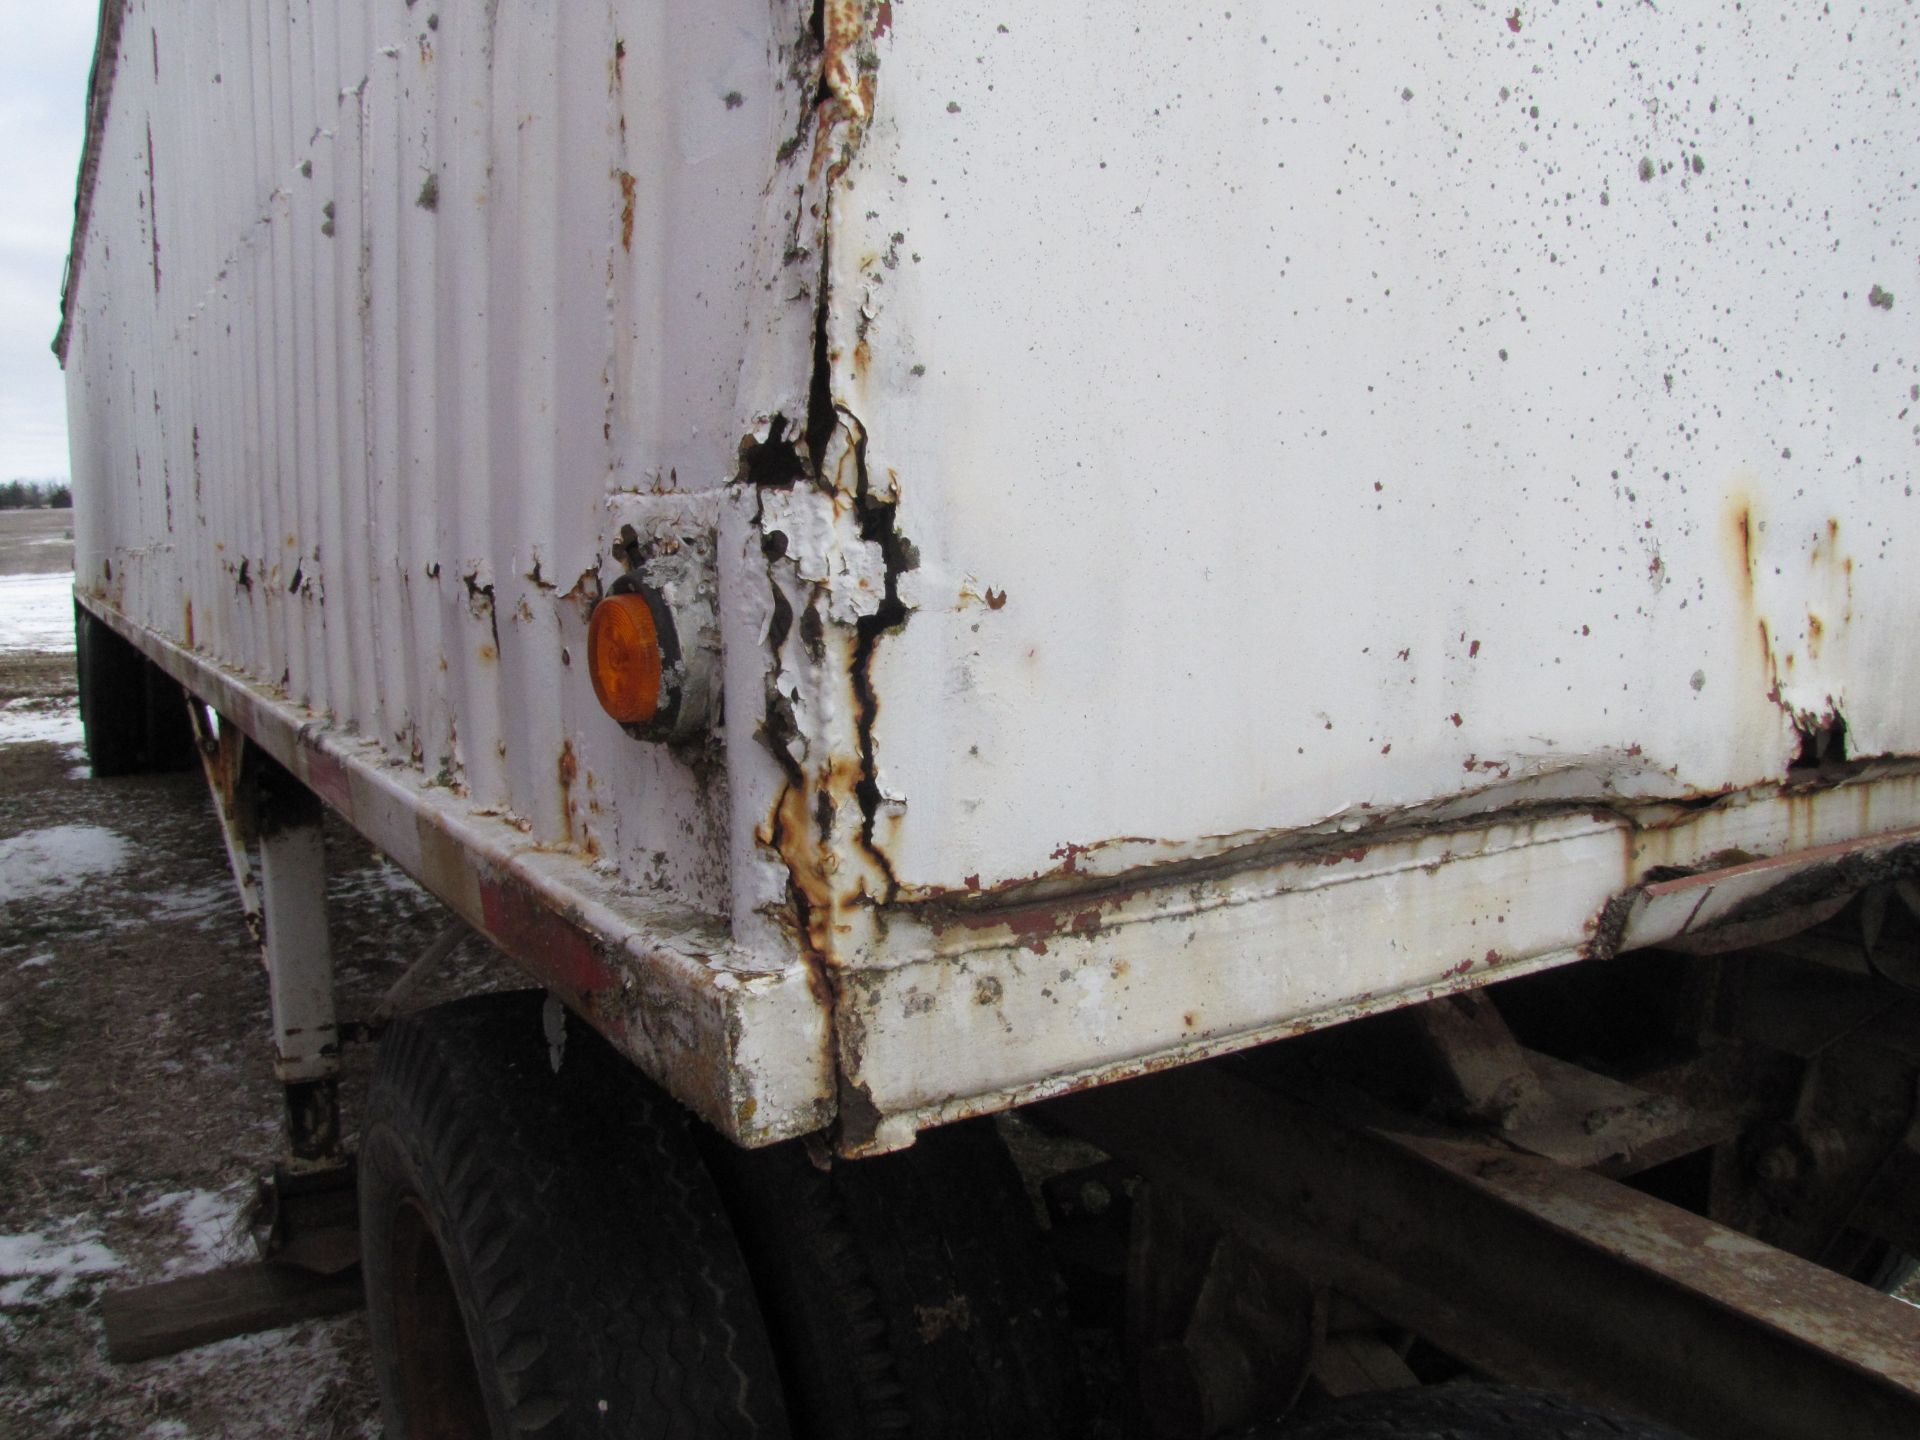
0,510,517,1438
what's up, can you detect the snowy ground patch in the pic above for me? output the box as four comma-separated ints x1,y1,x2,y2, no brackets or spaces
0,571,75,655
141,1187,249,1274
0,697,83,748
0,824,132,903
135,882,239,933
139,1323,382,1439
0,1227,123,1307
329,857,431,906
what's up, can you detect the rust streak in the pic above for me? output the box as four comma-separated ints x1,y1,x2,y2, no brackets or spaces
557,741,577,846
822,0,871,121
616,169,636,252
1731,500,1756,592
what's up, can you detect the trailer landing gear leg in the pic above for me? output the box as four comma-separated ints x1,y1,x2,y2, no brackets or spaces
256,763,343,1167
244,745,361,1276
99,709,362,1363
188,701,347,1173
194,707,359,1265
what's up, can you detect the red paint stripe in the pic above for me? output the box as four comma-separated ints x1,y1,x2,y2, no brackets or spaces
478,871,618,1000
302,741,354,819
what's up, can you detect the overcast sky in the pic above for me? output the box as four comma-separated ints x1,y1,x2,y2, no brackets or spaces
0,4,97,483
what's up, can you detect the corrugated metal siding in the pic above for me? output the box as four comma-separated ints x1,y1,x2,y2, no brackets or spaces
63,1,1920,1147
64,0,803,918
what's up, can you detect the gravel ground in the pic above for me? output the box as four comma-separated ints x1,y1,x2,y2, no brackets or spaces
0,511,516,1437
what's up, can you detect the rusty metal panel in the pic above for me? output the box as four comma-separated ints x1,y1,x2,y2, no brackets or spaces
830,2,1920,898
61,0,835,1139
62,0,783,908
62,1,1920,1148
789,3,1920,1144
92,600,831,1145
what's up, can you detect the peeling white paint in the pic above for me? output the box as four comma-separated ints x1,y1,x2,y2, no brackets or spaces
61,0,1920,1150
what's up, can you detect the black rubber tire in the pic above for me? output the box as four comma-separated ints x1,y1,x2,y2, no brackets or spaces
75,602,149,775
141,663,197,771
701,1117,1083,1440
74,603,197,775
1246,1383,1692,1439
360,990,793,1440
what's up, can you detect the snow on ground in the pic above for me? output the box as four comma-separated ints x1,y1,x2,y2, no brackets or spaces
0,823,132,903
140,1188,249,1275
0,571,75,655
0,1227,124,1307
136,1325,383,1440
0,697,83,748
137,881,242,932
329,857,431,906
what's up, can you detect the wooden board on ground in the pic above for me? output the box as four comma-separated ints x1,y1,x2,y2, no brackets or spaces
100,1263,365,1363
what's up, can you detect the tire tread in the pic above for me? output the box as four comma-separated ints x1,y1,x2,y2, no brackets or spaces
361,991,791,1439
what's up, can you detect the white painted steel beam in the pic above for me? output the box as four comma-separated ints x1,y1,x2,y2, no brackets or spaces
257,784,337,1088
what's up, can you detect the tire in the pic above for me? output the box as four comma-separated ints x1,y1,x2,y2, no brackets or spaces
1245,1383,1692,1439
74,603,197,775
360,990,793,1440
75,602,148,775
701,1117,1083,1440
141,663,197,771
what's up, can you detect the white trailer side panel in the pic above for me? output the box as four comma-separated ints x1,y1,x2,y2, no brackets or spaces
790,4,1920,1143
835,2,1920,897
64,1,1920,1150
62,0,798,913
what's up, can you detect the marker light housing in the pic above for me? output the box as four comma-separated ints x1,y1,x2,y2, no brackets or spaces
587,591,665,726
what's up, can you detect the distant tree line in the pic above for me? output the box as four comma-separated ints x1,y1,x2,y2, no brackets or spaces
0,479,72,509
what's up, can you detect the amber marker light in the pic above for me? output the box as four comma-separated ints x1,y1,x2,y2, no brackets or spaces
587,592,664,725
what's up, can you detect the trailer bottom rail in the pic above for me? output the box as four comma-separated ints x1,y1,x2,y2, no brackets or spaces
1043,1062,1920,1440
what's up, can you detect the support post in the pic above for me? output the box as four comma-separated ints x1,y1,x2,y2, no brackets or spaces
255,758,342,1167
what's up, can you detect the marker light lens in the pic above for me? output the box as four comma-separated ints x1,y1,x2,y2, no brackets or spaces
587,592,663,725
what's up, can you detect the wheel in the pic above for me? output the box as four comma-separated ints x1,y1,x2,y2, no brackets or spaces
701,1117,1084,1440
140,663,196,771
1244,1383,1692,1439
75,602,148,774
74,603,197,775
360,990,793,1440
